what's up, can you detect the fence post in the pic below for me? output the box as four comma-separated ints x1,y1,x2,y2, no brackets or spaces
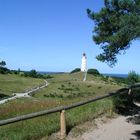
60,110,66,139
128,88,131,95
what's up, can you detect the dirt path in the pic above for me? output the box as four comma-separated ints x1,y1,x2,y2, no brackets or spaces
79,115,140,140
67,114,140,140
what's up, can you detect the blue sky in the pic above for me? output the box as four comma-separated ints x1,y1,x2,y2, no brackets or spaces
0,0,139,74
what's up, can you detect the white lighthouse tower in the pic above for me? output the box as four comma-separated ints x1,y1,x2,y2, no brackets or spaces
81,53,87,72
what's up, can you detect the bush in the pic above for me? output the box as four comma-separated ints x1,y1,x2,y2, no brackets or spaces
45,75,53,79
29,69,37,78
70,68,81,73
0,60,10,74
127,71,140,84
87,69,100,76
112,87,140,114
0,67,10,74
22,70,52,79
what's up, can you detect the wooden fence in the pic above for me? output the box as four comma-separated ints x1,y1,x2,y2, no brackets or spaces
0,84,140,139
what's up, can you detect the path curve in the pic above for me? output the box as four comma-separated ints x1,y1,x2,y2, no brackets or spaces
0,80,49,104
80,115,140,140
67,111,140,140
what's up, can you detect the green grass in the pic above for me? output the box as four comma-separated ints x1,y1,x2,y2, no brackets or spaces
0,98,114,140
0,72,125,140
0,113,60,140
34,73,121,99
0,74,44,96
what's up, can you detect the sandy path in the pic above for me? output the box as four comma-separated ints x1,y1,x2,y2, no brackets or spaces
80,115,140,140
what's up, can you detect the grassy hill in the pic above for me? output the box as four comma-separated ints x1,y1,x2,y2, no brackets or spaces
34,72,122,99
0,72,126,140
0,74,44,97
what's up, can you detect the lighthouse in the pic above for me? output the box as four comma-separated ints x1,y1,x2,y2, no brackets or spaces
81,53,87,72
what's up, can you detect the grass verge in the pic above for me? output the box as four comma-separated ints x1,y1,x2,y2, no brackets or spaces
0,98,114,140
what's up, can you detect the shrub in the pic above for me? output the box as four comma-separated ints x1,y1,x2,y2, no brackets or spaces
61,84,65,88
70,68,81,74
0,67,10,74
29,69,37,78
127,71,140,84
36,74,44,79
0,61,10,74
112,90,135,114
75,87,80,91
87,85,91,88
87,69,100,76
44,75,53,79
22,70,52,79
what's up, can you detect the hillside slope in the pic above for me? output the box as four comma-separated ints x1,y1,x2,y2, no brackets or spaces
0,74,44,97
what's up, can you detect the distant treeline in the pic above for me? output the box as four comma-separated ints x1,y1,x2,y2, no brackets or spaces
0,60,53,79
19,70,53,79
0,60,140,83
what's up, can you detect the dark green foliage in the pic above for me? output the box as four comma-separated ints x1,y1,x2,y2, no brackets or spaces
0,61,10,74
112,87,140,115
112,92,134,114
23,72,29,77
132,88,140,102
87,0,140,66
68,82,71,85
0,93,10,100
10,70,19,74
0,67,10,74
29,69,37,78
127,71,140,84
44,91,95,99
0,61,6,67
17,68,20,74
11,69,21,75
22,70,52,79
87,85,91,88
44,75,53,79
61,84,65,88
70,68,81,73
87,69,100,76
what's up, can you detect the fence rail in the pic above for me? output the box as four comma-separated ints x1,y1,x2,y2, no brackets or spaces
0,84,140,139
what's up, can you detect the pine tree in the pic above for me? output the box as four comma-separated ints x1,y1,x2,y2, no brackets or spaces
87,0,140,66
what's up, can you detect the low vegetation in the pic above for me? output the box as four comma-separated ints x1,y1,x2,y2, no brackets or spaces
0,74,44,97
87,68,100,76
127,70,140,84
0,72,123,139
0,99,114,140
0,61,10,74
22,70,53,79
0,69,139,140
0,60,52,79
70,68,81,74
